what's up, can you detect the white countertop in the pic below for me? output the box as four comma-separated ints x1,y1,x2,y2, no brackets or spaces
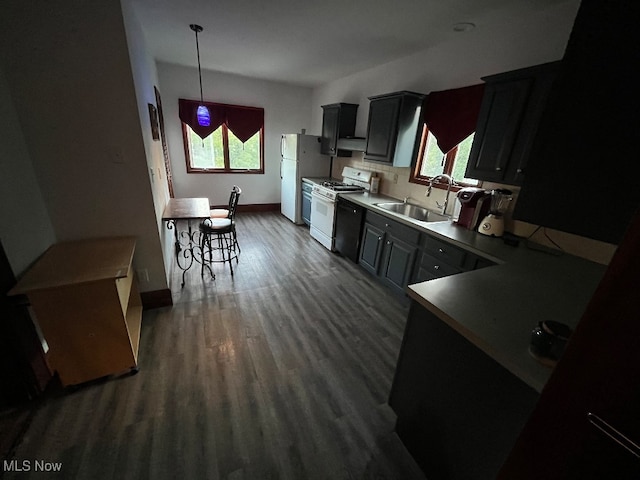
338,191,607,392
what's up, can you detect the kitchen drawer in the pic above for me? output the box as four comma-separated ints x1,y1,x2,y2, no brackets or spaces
365,210,421,245
419,252,462,278
422,235,467,268
462,254,497,271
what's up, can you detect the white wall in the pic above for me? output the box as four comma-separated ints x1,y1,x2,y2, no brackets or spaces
310,0,582,136
121,0,173,288
157,62,313,207
0,0,168,292
0,67,56,276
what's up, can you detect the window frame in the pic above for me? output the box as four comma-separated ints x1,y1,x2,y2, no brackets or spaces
182,122,265,174
409,124,478,191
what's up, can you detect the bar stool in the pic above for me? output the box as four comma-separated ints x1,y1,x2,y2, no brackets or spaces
209,185,238,218
209,185,241,254
199,186,241,276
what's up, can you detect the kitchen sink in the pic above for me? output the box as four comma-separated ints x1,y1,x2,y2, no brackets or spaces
374,202,450,223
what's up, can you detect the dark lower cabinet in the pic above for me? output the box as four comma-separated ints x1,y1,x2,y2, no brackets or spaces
359,211,419,295
380,235,417,293
412,232,495,283
389,301,539,479
359,222,385,274
301,181,312,226
359,209,496,294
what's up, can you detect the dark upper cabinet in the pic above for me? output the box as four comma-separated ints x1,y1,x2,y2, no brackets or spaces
513,1,639,245
465,62,559,186
364,91,426,167
320,103,358,157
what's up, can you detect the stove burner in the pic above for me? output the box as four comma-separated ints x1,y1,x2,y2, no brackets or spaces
320,181,365,192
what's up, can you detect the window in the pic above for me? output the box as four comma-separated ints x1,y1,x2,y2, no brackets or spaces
178,99,265,174
182,123,264,173
410,125,479,188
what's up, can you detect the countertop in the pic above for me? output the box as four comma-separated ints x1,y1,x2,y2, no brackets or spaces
9,237,136,294
338,191,607,392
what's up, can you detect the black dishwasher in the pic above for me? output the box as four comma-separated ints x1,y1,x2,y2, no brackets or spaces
335,196,365,262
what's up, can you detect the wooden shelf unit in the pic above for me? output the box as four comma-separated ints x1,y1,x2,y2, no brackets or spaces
9,237,142,387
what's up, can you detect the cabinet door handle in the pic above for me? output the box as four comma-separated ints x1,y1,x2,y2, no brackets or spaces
434,265,440,270
438,248,445,254
377,236,382,241
495,167,502,171
353,209,357,214
385,223,390,228
516,168,523,174
387,241,392,245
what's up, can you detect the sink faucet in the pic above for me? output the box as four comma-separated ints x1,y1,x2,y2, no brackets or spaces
426,174,454,215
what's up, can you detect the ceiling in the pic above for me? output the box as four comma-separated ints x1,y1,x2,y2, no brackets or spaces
128,0,579,88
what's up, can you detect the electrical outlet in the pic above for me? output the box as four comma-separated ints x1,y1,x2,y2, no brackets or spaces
137,269,149,283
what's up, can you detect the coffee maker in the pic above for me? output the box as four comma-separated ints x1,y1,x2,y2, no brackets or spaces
477,189,513,237
456,187,491,230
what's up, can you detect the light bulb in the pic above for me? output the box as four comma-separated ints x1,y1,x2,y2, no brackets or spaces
197,105,210,127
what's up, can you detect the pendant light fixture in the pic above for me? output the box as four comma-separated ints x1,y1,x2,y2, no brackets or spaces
190,24,210,127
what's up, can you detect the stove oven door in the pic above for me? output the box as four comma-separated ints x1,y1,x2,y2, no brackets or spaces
310,191,336,251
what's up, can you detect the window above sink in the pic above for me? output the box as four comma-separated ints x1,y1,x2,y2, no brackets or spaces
410,127,479,190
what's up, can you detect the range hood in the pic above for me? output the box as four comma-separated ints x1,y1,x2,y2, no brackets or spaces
336,136,366,152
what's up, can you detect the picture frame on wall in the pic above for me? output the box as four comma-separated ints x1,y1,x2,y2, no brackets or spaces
148,103,160,140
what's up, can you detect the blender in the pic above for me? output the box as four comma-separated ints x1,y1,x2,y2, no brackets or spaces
477,189,513,237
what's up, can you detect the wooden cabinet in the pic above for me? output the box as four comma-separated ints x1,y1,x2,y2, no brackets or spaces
413,233,495,283
8,237,142,387
364,91,426,166
513,1,639,245
381,235,418,294
360,208,496,294
465,62,559,186
389,301,539,479
359,222,385,274
320,103,358,157
359,211,420,295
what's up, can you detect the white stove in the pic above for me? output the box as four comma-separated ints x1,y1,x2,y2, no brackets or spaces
310,167,372,250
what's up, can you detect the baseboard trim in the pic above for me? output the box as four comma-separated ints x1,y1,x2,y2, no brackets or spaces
141,289,173,309
210,203,280,213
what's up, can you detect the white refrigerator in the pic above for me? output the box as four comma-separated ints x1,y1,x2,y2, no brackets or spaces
280,134,331,224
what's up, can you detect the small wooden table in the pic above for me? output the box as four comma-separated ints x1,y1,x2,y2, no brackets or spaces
8,237,142,387
162,197,212,287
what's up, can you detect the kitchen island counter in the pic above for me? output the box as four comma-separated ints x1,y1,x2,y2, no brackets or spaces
339,191,606,392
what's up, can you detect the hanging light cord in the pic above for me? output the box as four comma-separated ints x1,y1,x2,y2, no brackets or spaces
190,24,205,104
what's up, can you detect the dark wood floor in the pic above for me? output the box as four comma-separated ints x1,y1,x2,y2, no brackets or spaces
4,212,425,479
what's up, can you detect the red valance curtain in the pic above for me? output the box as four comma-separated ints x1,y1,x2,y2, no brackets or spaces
179,99,264,141
422,83,485,153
